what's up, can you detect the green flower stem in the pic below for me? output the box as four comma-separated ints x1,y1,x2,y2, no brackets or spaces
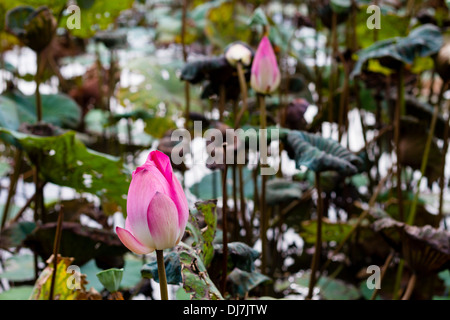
234,61,248,128
371,250,395,300
401,273,417,300
34,51,45,224
11,193,36,224
232,100,239,241
318,170,392,283
354,82,375,192
392,259,405,300
232,161,239,241
395,65,405,222
33,161,45,223
391,65,413,300
49,205,64,300
328,11,338,128
258,94,268,276
407,104,439,225
338,53,349,143
437,82,449,225
221,143,229,295
392,102,440,300
184,82,191,130
313,14,323,117
182,0,190,129
35,52,42,123
219,84,226,122
239,164,251,244
1,149,22,230
307,171,322,300
251,163,260,222
156,250,169,300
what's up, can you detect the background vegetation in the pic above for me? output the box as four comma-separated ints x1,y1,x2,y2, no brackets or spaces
0,0,449,300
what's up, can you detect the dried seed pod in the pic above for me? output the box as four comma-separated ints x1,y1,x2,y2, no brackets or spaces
6,6,56,53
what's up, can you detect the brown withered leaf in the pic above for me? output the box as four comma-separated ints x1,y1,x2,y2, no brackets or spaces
30,254,102,300
373,217,450,274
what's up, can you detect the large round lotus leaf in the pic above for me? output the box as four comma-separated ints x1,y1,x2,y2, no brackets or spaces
180,56,233,84
286,130,363,176
0,90,82,130
228,268,270,298
351,24,443,78
0,286,34,300
265,178,302,205
0,129,130,214
0,254,38,282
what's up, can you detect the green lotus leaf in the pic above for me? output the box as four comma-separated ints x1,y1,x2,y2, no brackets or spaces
0,129,130,214
288,271,361,300
286,130,363,176
0,90,82,130
330,0,351,14
351,24,443,78
0,286,34,300
213,242,260,273
228,268,270,298
0,254,38,282
180,56,232,85
96,268,123,293
141,252,182,285
60,0,134,39
265,178,302,206
178,242,223,300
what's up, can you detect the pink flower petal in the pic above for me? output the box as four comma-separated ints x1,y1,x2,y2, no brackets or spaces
126,166,171,247
145,150,173,181
145,151,189,235
147,192,180,250
169,172,189,235
250,36,280,94
125,150,189,251
116,226,154,254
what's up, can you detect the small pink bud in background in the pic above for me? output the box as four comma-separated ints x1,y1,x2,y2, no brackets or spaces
116,150,189,254
250,36,281,95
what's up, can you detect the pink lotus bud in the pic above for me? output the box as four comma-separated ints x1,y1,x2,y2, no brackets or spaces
250,36,281,95
116,150,189,254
